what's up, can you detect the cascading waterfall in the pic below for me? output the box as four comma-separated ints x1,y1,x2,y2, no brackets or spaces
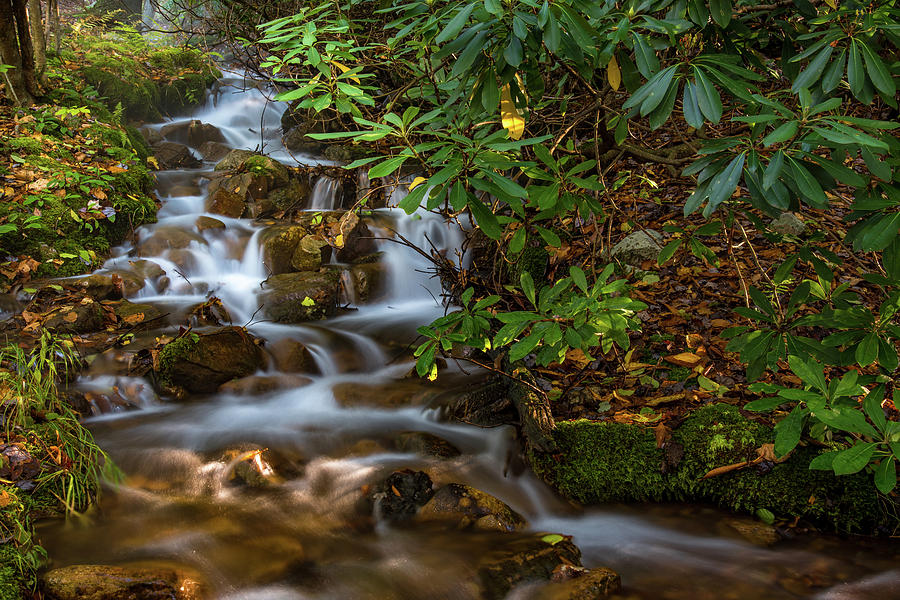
308,176,341,211
40,70,900,600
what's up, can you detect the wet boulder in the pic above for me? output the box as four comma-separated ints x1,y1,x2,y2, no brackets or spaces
476,534,583,600
197,140,231,162
127,260,166,281
291,235,331,272
41,564,204,600
195,216,225,232
267,338,319,374
43,298,106,333
161,120,226,147
266,179,310,213
259,225,308,275
218,374,312,396
332,380,442,409
214,148,256,171
205,187,246,218
138,125,163,147
415,483,527,533
52,272,143,300
137,226,207,256
213,151,291,188
536,566,621,599
111,300,164,327
260,271,341,323
367,469,435,521
283,125,324,154
349,262,387,303
156,327,266,394
154,141,200,170
335,211,376,263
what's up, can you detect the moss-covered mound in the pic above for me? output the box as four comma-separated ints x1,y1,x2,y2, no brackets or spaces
530,403,892,534
58,28,221,122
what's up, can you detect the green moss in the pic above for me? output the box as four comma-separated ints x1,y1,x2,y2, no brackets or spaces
157,334,200,385
2,136,43,155
0,544,29,600
124,124,152,161
508,246,548,285
530,419,665,504
531,403,893,534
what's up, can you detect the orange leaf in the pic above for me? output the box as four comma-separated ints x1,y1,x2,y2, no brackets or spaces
664,352,704,368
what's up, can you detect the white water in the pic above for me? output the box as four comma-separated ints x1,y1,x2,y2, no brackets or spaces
43,72,900,600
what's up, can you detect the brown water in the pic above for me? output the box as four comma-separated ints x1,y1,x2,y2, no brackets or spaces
39,72,900,600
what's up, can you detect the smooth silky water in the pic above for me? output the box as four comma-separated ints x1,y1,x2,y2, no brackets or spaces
38,73,900,599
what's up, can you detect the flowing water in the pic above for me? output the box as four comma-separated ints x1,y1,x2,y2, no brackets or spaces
39,72,900,599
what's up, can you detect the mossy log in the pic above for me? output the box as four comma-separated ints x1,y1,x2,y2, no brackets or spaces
529,403,897,534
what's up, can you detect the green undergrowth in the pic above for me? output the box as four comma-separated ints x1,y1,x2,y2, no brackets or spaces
0,113,157,279
1,26,218,283
0,334,119,597
530,403,894,534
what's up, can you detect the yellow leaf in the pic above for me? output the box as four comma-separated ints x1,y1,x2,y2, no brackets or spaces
330,60,361,84
500,84,524,141
824,0,837,7
409,176,427,190
607,55,621,91
301,296,315,307
147,156,159,170
334,233,344,248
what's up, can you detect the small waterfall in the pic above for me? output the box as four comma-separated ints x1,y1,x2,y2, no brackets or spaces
308,176,340,211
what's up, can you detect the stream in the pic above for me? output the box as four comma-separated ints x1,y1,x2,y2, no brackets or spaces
38,72,900,600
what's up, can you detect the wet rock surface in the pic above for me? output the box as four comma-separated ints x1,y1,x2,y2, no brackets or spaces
416,483,527,532
368,469,435,521
476,534,583,600
154,141,200,170
260,271,341,322
156,327,265,394
218,373,313,395
267,338,319,374
536,566,622,599
41,564,204,600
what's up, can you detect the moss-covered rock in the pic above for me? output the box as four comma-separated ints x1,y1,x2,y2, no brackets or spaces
156,327,266,394
260,271,342,323
530,403,891,534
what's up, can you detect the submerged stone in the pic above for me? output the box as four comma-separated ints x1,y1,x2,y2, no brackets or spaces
415,483,527,532
41,564,204,600
476,534,582,600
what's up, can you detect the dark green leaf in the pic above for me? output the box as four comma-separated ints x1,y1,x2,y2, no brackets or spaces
832,442,878,475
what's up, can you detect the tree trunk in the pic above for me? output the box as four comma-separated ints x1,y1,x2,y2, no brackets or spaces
11,0,37,97
509,367,558,453
26,0,45,85
0,0,34,105
48,0,60,56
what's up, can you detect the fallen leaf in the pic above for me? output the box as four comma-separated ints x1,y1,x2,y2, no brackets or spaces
63,312,78,323
664,352,705,367
654,423,671,448
122,312,145,324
